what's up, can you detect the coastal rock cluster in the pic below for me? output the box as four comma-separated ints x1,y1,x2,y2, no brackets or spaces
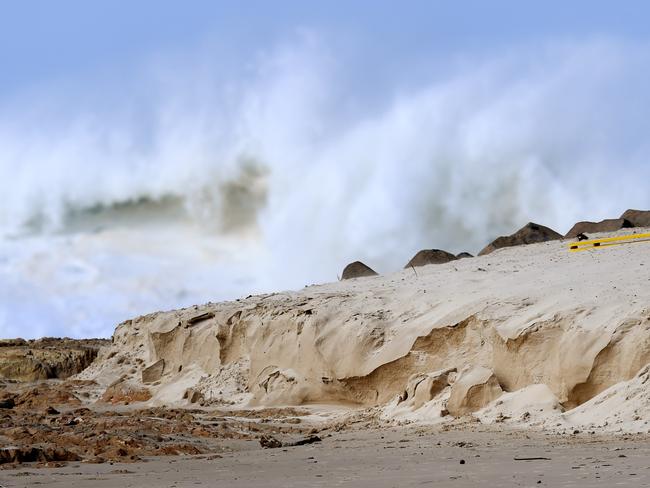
342,208,650,278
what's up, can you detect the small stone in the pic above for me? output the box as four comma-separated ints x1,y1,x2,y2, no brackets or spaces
0,398,15,409
259,435,283,449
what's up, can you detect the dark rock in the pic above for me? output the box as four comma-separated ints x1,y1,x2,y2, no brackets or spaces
478,222,562,256
456,252,473,259
289,435,322,446
620,209,650,228
0,397,15,409
45,406,60,415
141,359,165,384
565,218,633,238
259,435,283,449
0,339,28,347
0,446,80,464
404,249,457,268
341,261,378,280
0,447,41,464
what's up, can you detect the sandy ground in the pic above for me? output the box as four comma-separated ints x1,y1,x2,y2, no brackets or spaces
4,227,650,487
2,425,649,487
76,226,650,435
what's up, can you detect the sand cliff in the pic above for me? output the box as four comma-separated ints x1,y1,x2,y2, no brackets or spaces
0,338,107,382
81,227,650,432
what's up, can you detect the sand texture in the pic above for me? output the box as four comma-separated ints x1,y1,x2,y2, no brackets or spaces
3,425,650,487
77,227,650,433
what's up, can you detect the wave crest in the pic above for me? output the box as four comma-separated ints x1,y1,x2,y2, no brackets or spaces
1,37,650,261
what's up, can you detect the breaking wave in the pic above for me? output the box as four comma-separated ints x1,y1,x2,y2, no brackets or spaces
1,35,650,338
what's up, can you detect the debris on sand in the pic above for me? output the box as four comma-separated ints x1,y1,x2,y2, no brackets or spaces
259,435,283,449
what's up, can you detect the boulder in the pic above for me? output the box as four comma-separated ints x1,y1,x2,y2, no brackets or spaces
404,249,457,268
456,252,473,259
478,222,562,256
447,365,503,417
341,261,378,280
620,209,650,228
565,218,633,238
141,359,165,384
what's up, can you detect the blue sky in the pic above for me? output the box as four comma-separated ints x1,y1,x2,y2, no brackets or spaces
1,1,649,100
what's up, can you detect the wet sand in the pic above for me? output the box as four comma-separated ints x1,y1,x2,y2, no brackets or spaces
3,426,649,487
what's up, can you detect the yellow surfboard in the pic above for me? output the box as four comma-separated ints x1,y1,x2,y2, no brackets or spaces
568,232,650,252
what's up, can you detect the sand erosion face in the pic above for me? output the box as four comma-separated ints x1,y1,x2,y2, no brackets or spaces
68,226,650,434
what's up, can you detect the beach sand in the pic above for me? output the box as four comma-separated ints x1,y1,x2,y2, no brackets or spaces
3,424,650,487
3,227,650,486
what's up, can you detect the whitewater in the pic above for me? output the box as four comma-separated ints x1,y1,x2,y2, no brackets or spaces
1,37,649,339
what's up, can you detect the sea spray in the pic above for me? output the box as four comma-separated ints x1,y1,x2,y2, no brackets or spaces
1,37,649,338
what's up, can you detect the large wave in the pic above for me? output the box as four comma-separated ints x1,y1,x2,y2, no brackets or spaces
1,35,649,338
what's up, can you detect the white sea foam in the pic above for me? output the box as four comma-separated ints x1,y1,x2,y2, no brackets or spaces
1,36,649,338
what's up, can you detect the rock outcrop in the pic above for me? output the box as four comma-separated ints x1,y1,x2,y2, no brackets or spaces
0,378,317,466
0,446,81,464
456,252,473,259
478,222,562,255
404,249,457,268
565,218,633,238
620,209,650,228
447,365,503,417
341,261,378,280
0,338,108,382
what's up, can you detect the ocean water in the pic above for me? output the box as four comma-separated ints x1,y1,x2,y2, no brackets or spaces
1,38,649,339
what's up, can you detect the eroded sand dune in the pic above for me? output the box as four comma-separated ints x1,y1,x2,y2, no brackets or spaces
81,227,650,432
